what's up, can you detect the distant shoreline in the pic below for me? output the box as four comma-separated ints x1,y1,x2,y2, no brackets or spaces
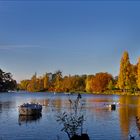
1,90,140,96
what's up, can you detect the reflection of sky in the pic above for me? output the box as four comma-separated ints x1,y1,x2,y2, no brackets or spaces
1,92,140,139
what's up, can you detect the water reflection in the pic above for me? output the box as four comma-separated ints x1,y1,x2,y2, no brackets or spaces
118,96,139,139
0,101,15,111
2,93,140,140
18,114,42,125
30,99,50,107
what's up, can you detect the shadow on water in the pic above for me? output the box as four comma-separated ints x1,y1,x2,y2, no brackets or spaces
18,114,42,125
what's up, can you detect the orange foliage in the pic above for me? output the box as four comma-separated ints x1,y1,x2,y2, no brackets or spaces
91,72,113,92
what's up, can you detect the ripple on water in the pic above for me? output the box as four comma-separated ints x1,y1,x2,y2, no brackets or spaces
0,93,140,140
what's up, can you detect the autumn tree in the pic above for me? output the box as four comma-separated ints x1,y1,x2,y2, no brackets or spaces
36,77,44,91
71,75,86,92
117,51,132,90
53,70,63,92
61,75,86,93
78,75,87,92
130,64,137,90
86,75,94,93
107,79,115,90
19,80,30,90
27,73,37,92
61,76,70,92
91,72,113,92
43,73,49,90
60,75,75,92
61,75,76,92
137,57,140,89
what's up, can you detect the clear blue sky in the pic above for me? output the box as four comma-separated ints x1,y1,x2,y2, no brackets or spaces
0,0,140,82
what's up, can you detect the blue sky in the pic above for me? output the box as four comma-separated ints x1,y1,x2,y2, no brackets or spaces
0,0,140,82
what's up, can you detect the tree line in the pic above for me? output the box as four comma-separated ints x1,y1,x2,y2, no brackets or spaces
6,50,140,93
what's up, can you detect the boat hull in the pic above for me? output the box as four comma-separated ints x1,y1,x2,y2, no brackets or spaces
19,106,42,116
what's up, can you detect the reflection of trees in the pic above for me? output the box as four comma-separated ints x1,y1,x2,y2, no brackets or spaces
118,96,137,138
136,98,140,134
30,98,62,112
54,98,62,112
31,99,50,107
136,98,140,117
0,101,15,113
18,114,42,125
86,98,115,119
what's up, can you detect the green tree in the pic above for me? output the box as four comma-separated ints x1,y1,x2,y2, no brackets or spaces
0,69,17,92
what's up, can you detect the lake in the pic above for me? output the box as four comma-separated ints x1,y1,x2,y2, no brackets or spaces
0,92,140,140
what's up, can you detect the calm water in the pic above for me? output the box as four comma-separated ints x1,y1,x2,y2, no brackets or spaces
0,92,140,140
